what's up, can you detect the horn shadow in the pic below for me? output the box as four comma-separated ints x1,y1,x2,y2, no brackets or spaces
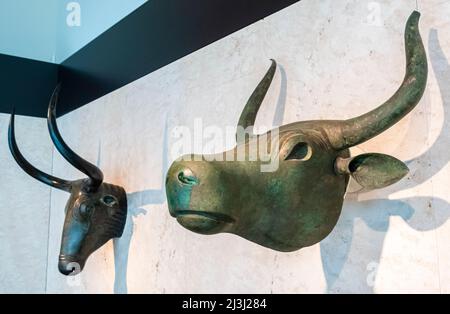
320,29,450,293
402,29,450,185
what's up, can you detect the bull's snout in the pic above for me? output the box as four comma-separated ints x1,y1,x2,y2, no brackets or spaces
165,162,199,218
166,159,235,235
58,255,84,276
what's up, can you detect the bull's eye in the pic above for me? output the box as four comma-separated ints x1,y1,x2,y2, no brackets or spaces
101,195,118,207
79,203,93,219
285,142,312,161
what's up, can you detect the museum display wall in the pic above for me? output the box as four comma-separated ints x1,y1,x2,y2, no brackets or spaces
1,0,450,293
0,114,54,293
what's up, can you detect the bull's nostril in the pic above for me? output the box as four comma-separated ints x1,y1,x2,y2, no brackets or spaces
177,169,199,186
58,256,82,276
58,262,77,276
60,266,75,276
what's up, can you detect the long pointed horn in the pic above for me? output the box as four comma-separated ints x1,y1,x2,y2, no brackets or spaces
236,59,277,143
47,85,104,191
8,109,72,192
333,11,427,149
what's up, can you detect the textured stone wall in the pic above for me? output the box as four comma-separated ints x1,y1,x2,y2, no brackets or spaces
2,0,450,293
0,113,53,293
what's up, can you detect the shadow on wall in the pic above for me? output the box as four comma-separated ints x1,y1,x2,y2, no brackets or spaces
102,30,449,293
109,65,289,294
320,29,450,293
112,117,169,294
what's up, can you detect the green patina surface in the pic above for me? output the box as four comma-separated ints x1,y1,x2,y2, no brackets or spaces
165,11,428,252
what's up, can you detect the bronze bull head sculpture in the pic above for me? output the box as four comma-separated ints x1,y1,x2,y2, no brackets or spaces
166,11,428,252
9,86,127,275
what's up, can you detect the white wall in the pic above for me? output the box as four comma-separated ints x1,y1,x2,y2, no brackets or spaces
2,0,450,293
0,113,53,293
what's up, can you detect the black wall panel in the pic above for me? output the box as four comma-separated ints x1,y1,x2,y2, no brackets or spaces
1,0,300,117
0,54,58,117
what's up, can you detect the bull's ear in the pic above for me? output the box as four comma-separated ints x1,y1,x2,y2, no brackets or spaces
335,153,409,190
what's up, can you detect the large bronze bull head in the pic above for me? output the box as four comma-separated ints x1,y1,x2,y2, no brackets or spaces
166,11,428,251
9,86,127,275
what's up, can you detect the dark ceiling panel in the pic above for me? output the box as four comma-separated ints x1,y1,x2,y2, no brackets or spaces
0,54,58,118
1,0,300,117
57,0,300,116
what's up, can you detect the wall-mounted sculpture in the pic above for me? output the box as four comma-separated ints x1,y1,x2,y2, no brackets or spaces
8,86,127,275
165,11,428,252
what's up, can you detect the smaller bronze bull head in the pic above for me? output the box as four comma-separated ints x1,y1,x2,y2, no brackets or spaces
9,86,127,275
166,11,428,251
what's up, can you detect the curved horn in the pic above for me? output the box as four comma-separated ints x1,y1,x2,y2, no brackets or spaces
47,85,104,191
334,11,427,149
8,109,72,192
237,59,277,142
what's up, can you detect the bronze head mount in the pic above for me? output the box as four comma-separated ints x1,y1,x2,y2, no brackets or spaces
9,86,127,275
166,11,428,251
